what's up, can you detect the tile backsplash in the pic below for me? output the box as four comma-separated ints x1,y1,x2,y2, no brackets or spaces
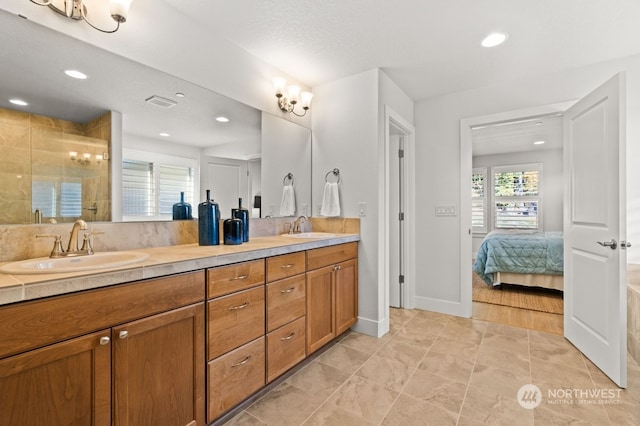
0,217,360,262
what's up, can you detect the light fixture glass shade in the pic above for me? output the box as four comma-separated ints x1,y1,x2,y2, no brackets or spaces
69,151,78,160
110,0,133,22
287,85,301,103
273,78,287,97
300,91,314,109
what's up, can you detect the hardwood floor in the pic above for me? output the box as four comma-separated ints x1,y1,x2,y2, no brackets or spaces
472,301,564,335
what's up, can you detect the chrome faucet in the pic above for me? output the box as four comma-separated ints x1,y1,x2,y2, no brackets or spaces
67,219,88,253
291,215,309,234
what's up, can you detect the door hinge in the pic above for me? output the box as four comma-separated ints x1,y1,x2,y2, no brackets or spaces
398,149,404,158
399,274,405,284
399,212,404,221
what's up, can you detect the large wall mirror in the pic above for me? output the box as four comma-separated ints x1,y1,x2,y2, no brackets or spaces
0,10,311,225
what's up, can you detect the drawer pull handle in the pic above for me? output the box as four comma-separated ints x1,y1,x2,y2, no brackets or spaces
119,331,129,339
281,332,295,341
281,264,294,269
280,287,295,294
229,302,249,311
229,274,249,281
99,336,110,346
231,356,251,367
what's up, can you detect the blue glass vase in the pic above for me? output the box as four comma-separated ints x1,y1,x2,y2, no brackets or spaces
172,191,193,220
198,190,219,246
232,197,249,242
223,217,243,245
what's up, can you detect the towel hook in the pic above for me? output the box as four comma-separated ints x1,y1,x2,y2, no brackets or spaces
325,168,340,184
283,172,294,186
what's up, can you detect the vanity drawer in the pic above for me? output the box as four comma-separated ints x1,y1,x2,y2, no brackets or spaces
266,252,306,282
266,316,306,383
208,336,265,421
208,286,265,360
207,259,265,299
307,242,358,271
266,275,306,333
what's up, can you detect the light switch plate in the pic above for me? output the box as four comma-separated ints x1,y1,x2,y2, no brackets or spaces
435,205,456,216
358,202,367,217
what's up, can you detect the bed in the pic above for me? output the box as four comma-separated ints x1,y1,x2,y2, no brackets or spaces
473,230,564,291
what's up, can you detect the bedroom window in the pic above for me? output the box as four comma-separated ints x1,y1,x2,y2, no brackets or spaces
472,167,488,233
122,150,196,221
493,163,542,229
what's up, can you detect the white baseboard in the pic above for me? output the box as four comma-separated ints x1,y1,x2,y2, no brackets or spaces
351,315,388,338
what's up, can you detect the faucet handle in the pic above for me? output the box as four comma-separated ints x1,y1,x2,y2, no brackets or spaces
36,234,64,258
80,231,104,254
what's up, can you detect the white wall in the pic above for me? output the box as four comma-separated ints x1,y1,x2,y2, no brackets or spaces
472,148,564,254
312,69,413,336
415,53,640,316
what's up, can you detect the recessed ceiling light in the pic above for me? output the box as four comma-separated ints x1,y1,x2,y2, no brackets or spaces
9,99,28,106
159,132,170,137
535,121,543,126
216,116,230,123
481,32,508,48
176,92,185,98
533,140,545,145
64,69,88,79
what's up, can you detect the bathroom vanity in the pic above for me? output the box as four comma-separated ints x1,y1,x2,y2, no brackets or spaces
0,234,358,426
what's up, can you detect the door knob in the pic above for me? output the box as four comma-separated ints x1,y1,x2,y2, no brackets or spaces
596,239,617,250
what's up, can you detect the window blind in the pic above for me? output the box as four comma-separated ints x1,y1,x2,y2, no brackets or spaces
122,159,154,217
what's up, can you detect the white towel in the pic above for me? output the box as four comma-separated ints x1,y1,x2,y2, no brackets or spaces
280,184,296,216
320,182,341,217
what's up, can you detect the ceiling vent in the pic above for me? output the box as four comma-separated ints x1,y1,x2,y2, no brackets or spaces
145,95,177,108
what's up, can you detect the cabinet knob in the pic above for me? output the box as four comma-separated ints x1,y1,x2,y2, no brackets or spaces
99,336,110,346
119,330,129,339
333,265,341,271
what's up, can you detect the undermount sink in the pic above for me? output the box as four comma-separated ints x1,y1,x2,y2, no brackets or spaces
0,251,150,275
281,232,337,239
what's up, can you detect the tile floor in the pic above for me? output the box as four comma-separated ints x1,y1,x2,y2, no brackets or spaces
223,308,640,425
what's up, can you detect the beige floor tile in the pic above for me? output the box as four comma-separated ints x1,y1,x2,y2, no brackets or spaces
376,339,429,367
470,363,532,396
531,358,594,390
480,331,530,356
603,400,640,425
391,326,438,348
286,362,351,401
355,354,415,392
533,405,597,425
536,392,611,425
402,368,468,414
381,394,458,426
302,402,376,426
429,335,480,361
447,316,488,331
528,329,574,349
223,411,267,425
438,320,485,345
404,315,448,335
475,345,531,376
530,340,586,367
340,331,390,354
418,351,475,384
460,384,534,426
412,309,452,324
456,415,487,425
484,321,530,339
315,343,371,375
389,307,417,324
246,382,323,426
325,375,398,424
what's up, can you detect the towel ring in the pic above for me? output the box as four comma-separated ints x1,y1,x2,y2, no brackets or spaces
325,168,341,184
283,172,294,186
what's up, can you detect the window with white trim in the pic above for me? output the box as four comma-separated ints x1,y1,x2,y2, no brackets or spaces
122,150,197,221
471,167,487,233
493,163,542,229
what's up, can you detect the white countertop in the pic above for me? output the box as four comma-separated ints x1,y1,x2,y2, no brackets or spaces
0,234,360,306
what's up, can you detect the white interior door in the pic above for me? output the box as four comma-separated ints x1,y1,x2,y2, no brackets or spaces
389,132,404,308
563,73,627,387
207,161,247,217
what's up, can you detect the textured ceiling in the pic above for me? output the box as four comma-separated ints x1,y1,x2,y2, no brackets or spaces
169,0,640,100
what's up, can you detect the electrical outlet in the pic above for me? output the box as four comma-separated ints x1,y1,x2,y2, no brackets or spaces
302,204,308,216
358,202,367,217
316,204,322,215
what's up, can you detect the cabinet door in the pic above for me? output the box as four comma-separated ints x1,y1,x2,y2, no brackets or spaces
113,303,205,426
335,258,358,335
305,265,335,354
0,330,111,426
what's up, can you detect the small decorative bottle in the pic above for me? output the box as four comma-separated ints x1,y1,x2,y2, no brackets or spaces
223,217,243,245
232,197,249,242
172,191,193,220
198,190,220,246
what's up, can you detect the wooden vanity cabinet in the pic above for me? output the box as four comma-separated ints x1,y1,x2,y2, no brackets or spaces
0,271,206,426
306,242,358,355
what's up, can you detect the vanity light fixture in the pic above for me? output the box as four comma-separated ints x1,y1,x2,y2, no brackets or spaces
28,0,134,34
273,78,313,117
70,151,93,165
